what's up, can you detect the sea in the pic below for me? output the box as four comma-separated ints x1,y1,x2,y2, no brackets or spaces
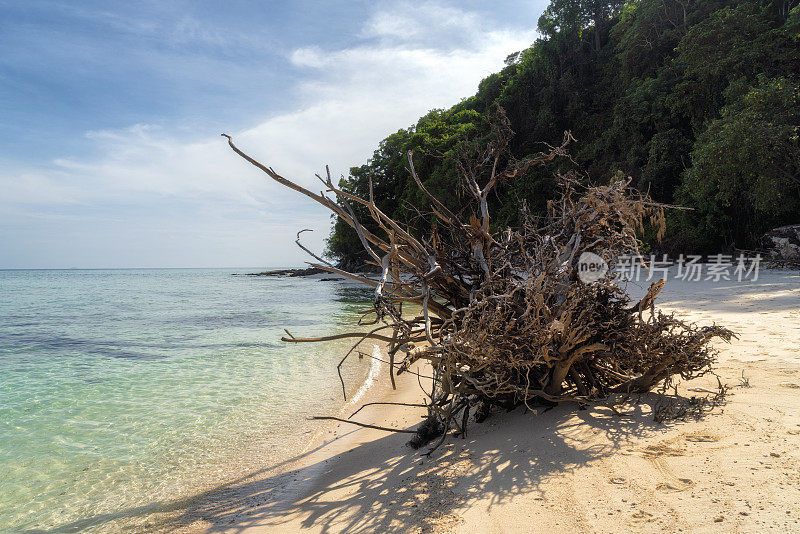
0,268,376,532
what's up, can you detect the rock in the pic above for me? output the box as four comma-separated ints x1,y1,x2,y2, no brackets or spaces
407,416,445,449
762,224,800,265
239,267,327,277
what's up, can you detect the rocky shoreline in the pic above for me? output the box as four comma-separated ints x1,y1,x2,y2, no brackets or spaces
234,263,381,278
234,267,328,277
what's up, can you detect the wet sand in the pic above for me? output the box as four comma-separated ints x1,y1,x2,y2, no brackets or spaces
171,269,800,533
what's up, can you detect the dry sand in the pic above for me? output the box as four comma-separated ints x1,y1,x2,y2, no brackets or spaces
173,269,800,533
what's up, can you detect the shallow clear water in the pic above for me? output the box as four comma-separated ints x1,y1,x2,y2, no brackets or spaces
0,269,373,532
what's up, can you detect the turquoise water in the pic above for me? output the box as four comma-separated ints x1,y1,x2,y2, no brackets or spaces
0,269,373,532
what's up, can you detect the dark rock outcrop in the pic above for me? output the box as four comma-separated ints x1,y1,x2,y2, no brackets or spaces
238,267,327,277
762,225,800,265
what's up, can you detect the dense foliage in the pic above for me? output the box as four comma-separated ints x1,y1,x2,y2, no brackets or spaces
327,0,800,266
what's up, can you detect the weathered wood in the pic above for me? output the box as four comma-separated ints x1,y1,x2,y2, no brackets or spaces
223,109,734,454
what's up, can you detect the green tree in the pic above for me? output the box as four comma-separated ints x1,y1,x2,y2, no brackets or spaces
327,0,800,263
675,77,800,251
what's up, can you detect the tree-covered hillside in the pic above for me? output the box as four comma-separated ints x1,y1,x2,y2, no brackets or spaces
327,0,800,268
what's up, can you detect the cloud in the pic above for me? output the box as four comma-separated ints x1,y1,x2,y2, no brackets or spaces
359,1,484,47
0,0,539,268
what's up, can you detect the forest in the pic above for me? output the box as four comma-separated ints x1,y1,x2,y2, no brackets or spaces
325,0,800,269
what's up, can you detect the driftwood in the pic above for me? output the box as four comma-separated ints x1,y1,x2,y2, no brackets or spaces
222,111,734,452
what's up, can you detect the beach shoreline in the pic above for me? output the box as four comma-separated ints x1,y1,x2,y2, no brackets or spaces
0,269,389,533
169,269,800,533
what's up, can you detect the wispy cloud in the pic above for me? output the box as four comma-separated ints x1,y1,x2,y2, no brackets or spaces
0,0,543,268
360,1,483,46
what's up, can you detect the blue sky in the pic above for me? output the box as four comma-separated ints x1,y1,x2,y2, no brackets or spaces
0,0,548,268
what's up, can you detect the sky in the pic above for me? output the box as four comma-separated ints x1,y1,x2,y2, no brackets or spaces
0,0,548,268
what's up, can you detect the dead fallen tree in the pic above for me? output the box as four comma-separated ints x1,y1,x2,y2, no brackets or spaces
222,112,734,452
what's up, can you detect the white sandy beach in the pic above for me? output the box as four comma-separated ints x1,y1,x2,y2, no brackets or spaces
172,269,800,533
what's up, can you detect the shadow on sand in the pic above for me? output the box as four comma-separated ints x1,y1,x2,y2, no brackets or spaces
31,393,686,533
